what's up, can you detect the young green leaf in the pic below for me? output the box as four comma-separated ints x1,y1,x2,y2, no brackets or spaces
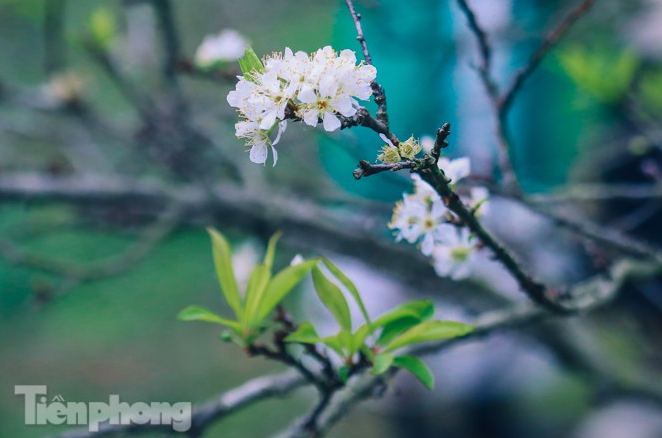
178,306,241,332
285,321,322,344
207,228,243,319
393,355,434,390
312,266,352,332
371,353,394,375
243,265,272,329
239,46,265,75
321,257,371,324
320,332,349,358
377,317,421,346
350,324,371,355
255,259,318,322
372,299,434,330
384,320,474,353
263,232,282,272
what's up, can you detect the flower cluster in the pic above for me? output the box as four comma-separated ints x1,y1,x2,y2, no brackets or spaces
389,156,488,280
227,46,377,166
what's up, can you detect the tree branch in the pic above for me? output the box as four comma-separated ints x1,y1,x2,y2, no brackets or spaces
499,0,598,113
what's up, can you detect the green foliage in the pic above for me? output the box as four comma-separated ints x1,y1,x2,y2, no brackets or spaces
557,45,639,105
285,266,474,389
88,7,117,49
239,47,266,77
180,228,472,390
178,229,315,344
392,355,434,390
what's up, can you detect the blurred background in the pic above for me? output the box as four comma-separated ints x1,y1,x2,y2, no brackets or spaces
1,0,661,437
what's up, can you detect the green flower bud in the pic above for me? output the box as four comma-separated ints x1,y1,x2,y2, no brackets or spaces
377,145,401,163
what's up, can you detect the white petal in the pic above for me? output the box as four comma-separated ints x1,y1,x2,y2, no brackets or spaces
379,133,395,148
249,143,268,165
448,157,471,182
271,145,279,167
259,109,278,130
303,109,318,127
298,85,317,104
332,96,356,117
323,112,341,132
420,234,435,256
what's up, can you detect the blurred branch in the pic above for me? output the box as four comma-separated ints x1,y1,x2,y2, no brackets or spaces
150,0,188,115
494,188,662,261
0,171,492,306
455,0,499,101
0,203,182,300
43,0,67,74
49,370,307,438
528,183,662,203
499,0,599,113
455,0,598,190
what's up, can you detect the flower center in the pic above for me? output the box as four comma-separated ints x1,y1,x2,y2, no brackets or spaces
450,246,470,262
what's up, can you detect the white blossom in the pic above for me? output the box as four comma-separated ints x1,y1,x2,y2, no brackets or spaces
438,156,470,184
227,45,377,165
195,29,248,67
431,227,477,280
389,178,448,255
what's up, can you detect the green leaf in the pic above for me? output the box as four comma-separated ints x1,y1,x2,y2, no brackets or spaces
207,228,243,319
256,259,318,322
350,324,371,355
393,355,434,390
177,306,241,331
321,257,371,324
384,320,474,353
320,332,349,358
239,46,265,75
243,265,272,329
377,317,421,346
371,353,394,375
312,266,352,331
285,321,322,344
372,299,434,330
263,232,282,272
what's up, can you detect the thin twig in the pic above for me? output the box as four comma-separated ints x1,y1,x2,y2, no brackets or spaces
499,0,599,113
343,0,372,66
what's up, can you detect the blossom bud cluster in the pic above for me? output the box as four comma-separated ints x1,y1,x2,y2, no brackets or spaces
227,46,377,166
389,156,489,280
377,134,422,163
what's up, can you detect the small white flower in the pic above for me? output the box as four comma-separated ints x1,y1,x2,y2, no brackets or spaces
235,119,286,166
195,29,248,67
431,227,477,280
389,192,447,255
438,157,471,184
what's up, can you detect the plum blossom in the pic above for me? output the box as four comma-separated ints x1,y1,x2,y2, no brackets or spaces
389,156,489,280
195,29,248,67
389,177,448,255
438,156,470,184
227,46,377,165
431,227,477,280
